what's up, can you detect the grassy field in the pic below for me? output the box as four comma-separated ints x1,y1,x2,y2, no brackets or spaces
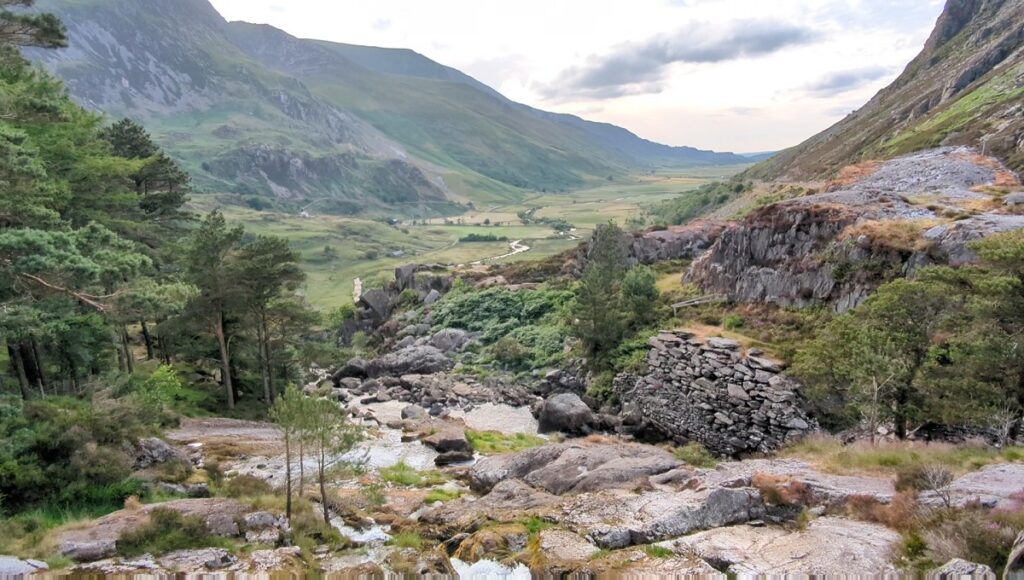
189,165,746,310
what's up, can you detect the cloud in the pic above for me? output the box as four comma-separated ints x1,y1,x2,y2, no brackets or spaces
542,19,820,100
805,66,892,97
372,18,392,31
268,4,286,13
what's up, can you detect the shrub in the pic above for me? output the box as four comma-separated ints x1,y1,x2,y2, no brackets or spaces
673,443,717,468
490,337,529,369
116,508,233,557
221,475,272,498
723,314,745,330
387,531,424,550
751,474,813,507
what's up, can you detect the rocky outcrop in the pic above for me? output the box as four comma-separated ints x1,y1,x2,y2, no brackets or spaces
616,331,815,456
1007,532,1024,578
629,221,726,264
689,149,1024,311
338,264,453,346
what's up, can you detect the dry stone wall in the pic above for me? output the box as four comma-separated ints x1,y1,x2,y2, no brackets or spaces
616,331,815,456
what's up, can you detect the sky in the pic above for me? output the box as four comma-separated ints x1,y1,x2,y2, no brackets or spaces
207,0,946,153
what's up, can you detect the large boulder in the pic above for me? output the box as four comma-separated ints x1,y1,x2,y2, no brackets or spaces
332,358,368,381
366,346,453,377
134,437,189,469
538,393,595,435
429,328,471,353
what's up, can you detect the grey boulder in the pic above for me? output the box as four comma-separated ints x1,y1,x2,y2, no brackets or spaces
538,393,595,435
366,346,453,377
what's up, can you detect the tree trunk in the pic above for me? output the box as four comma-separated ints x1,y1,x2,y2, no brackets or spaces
319,445,330,524
284,431,293,521
30,338,47,395
121,326,134,375
7,343,30,399
894,383,909,440
140,321,155,360
298,440,305,497
256,314,271,406
213,313,235,410
1010,367,1024,441
19,342,44,397
262,315,275,404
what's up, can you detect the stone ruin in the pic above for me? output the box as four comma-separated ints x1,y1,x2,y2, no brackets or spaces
616,331,816,456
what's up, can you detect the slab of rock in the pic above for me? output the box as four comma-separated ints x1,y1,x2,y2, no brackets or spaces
366,346,453,377
469,442,678,495
924,462,1024,508
696,458,896,505
538,393,595,435
555,486,765,548
0,556,48,577
537,529,600,563
668,517,900,577
422,479,559,532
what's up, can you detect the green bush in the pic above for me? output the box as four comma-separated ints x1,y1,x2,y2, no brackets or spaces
221,474,272,498
723,314,745,330
0,396,159,512
490,337,530,369
116,508,234,557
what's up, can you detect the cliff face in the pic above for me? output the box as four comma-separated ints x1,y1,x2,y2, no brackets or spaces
749,0,1024,180
688,148,1024,311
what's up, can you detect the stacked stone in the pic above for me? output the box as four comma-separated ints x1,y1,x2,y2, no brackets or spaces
622,331,815,456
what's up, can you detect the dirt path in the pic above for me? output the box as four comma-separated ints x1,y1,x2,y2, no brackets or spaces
471,239,531,265
353,277,363,303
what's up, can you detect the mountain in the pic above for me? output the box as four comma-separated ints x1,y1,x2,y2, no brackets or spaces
747,0,1024,181
26,0,748,215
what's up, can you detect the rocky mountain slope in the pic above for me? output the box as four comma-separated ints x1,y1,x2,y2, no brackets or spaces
688,147,1024,310
26,0,747,214
747,0,1024,180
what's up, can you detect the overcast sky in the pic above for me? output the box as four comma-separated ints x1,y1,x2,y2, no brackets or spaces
208,0,945,153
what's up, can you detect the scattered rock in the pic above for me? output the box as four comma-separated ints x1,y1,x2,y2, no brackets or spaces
401,405,428,421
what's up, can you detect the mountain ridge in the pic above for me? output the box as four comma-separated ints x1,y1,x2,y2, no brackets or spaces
745,0,1024,181
27,0,749,215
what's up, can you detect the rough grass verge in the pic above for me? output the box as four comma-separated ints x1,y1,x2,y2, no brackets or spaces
466,430,547,455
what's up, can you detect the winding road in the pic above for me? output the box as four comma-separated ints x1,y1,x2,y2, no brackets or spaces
471,239,531,265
